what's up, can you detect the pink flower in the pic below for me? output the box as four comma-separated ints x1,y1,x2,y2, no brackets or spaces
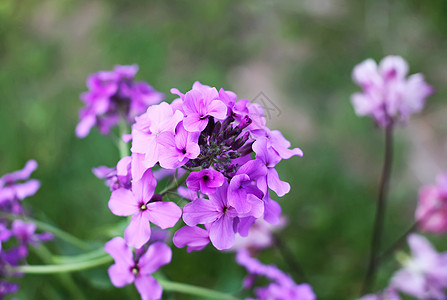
351,56,433,127
415,173,447,234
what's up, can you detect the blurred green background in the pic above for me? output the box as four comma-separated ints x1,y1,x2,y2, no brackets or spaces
1,0,447,299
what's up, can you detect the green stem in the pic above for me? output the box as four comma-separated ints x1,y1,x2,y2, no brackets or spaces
156,279,239,300
15,255,113,274
0,212,91,251
160,172,189,195
52,248,106,264
117,120,130,158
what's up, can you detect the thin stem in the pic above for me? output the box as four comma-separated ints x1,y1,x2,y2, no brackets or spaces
15,255,113,274
117,120,130,158
0,212,91,251
361,125,394,294
160,172,189,196
157,279,239,300
376,222,418,264
273,234,308,283
52,247,106,264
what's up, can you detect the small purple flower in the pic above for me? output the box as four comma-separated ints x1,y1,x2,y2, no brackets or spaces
0,160,40,205
186,169,225,194
76,65,164,138
131,102,184,177
253,137,291,197
0,280,19,299
105,237,171,300
228,160,266,214
0,224,11,252
351,56,433,127
390,234,447,299
157,122,200,169
93,156,132,191
181,85,227,132
236,249,316,300
108,169,182,248
182,182,263,250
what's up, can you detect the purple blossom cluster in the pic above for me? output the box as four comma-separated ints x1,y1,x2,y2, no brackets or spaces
92,77,303,299
236,249,315,300
351,56,433,127
359,234,447,300
76,65,164,138
0,161,52,298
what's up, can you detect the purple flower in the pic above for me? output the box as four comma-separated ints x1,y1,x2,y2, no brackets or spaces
0,224,11,251
93,156,132,191
108,169,182,248
228,160,266,214
232,217,286,251
157,122,200,169
236,249,316,300
253,137,291,197
76,65,164,138
105,237,171,300
358,288,401,300
186,169,225,194
351,56,433,127
0,160,40,206
182,183,262,250
390,234,447,299
131,102,184,177
181,85,227,132
11,220,53,247
0,280,19,299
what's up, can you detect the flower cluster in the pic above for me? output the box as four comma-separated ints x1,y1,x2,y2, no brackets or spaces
76,65,164,138
351,55,433,127
360,234,447,300
0,161,52,298
236,249,315,300
415,173,447,234
94,78,303,299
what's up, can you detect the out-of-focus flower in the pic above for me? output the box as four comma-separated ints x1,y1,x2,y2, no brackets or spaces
93,156,132,191
236,249,316,300
415,173,447,233
105,237,171,300
390,234,447,299
0,160,40,209
0,161,51,298
357,288,401,300
351,56,433,127
76,65,163,138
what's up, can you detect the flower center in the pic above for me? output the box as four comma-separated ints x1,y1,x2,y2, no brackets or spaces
140,203,147,211
131,266,139,276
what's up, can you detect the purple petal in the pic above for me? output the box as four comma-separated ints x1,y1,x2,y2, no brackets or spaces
109,188,139,216
173,226,210,252
104,237,134,268
107,264,134,288
132,169,156,204
146,201,182,229
209,215,236,250
263,197,282,225
183,114,209,132
138,242,172,274
134,275,162,300
124,212,151,249
207,100,227,120
14,179,40,200
267,168,290,197
182,198,221,226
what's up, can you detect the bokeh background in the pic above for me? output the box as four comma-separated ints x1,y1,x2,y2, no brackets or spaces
1,1,447,299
